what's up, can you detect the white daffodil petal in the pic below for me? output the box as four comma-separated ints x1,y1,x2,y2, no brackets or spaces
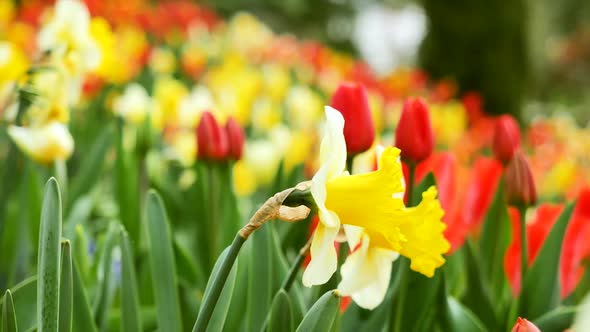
320,106,347,180
343,225,364,250
8,122,74,163
311,163,340,228
338,235,398,310
303,223,339,287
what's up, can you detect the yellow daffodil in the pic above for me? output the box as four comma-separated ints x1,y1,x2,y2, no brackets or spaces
303,106,449,309
8,121,74,163
0,42,28,84
149,47,177,75
37,0,100,77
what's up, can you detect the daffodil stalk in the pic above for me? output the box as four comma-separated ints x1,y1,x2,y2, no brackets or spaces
192,183,311,332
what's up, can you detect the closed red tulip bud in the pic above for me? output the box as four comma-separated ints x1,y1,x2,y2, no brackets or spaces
330,82,375,155
197,111,229,161
493,115,521,163
505,152,537,207
511,317,540,332
395,98,434,163
226,117,244,160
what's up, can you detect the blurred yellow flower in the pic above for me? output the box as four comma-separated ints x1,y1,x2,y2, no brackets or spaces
0,42,28,84
540,159,576,197
262,64,291,102
233,160,257,196
227,12,273,59
166,130,197,166
177,86,216,129
8,121,74,163
149,47,177,75
154,76,189,127
251,98,281,132
285,85,323,129
429,101,467,148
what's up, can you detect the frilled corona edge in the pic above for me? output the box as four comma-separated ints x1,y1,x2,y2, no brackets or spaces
238,181,312,239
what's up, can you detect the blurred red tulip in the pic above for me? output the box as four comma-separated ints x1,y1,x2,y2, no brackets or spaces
511,317,540,332
505,152,537,207
395,98,434,163
225,117,245,161
197,111,229,161
493,115,521,164
561,188,590,297
462,157,503,229
330,82,375,156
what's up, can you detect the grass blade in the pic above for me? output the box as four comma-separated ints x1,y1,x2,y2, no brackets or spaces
145,190,182,332
59,241,73,332
295,290,340,332
72,260,98,332
37,177,62,332
2,290,17,332
119,227,142,332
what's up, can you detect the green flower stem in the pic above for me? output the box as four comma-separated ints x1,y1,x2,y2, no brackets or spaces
192,233,246,332
393,163,416,332
280,238,312,292
346,156,354,174
519,205,528,289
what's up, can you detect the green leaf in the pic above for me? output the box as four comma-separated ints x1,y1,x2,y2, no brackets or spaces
37,177,62,332
444,297,488,332
295,290,340,332
0,277,37,332
520,203,575,319
202,248,239,332
2,290,17,332
59,241,73,332
267,290,293,332
67,125,113,211
564,261,590,305
92,223,118,330
411,173,436,207
246,225,273,332
119,227,142,332
145,191,182,332
71,260,98,332
532,306,576,331
460,241,498,329
478,180,512,299
220,247,249,332
115,121,140,245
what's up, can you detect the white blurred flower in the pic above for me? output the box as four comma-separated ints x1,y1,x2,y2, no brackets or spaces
113,83,154,125
38,0,100,75
177,86,216,128
8,121,74,163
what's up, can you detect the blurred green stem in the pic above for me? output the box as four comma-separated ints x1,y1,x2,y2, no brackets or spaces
280,238,312,292
346,156,354,174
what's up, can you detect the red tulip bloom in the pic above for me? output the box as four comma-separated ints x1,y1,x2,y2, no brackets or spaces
395,98,434,164
511,317,540,332
197,111,229,161
225,117,245,160
505,204,564,295
493,115,521,164
330,82,375,156
505,152,537,207
462,157,503,229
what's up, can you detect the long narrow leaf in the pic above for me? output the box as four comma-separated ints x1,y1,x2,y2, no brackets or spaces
72,261,98,332
145,191,182,332
267,290,293,332
520,203,575,319
119,227,142,332
37,178,62,332
2,290,17,332
202,248,238,332
59,241,73,332
295,290,340,332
